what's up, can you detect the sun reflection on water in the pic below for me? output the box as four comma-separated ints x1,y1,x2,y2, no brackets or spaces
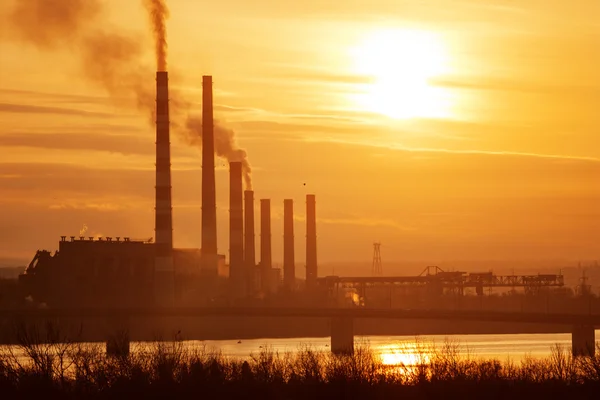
373,341,432,366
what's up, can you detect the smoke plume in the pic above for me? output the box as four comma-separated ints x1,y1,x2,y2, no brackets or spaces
7,0,153,113
186,117,253,189
8,0,101,49
143,0,169,71
139,1,253,187
79,223,88,236
5,0,252,187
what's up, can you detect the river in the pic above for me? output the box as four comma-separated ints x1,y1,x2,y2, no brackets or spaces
175,331,600,364
2,332,598,366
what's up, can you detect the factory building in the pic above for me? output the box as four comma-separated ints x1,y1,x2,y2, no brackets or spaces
19,236,227,308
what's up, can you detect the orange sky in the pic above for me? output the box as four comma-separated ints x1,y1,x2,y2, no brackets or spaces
0,0,599,268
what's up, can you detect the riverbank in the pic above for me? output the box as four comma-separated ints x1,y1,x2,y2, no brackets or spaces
1,339,599,399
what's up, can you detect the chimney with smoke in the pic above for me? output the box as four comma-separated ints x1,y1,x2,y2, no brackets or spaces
283,199,295,290
260,199,272,291
154,71,174,305
306,194,317,288
244,190,256,293
201,76,218,268
229,161,244,296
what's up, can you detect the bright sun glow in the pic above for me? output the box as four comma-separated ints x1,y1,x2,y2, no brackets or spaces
377,344,430,366
350,29,452,119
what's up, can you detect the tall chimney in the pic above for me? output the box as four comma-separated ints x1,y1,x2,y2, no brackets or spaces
244,190,256,293
260,199,272,291
229,162,244,296
201,76,218,266
154,71,174,305
306,194,317,288
283,199,295,290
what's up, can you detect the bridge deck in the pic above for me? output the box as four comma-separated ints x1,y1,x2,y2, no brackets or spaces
1,307,599,326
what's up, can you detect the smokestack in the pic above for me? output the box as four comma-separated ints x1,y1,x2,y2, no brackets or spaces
154,71,174,305
201,76,218,263
306,194,317,288
283,199,295,290
244,190,256,293
260,199,272,291
229,161,244,296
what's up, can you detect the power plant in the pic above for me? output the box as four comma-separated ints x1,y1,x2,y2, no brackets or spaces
16,72,567,310
18,72,319,307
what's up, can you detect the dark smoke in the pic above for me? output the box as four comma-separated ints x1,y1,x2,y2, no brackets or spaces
186,117,253,189
7,0,152,115
139,0,253,189
140,1,253,188
80,33,153,112
5,0,252,187
143,0,169,71
8,0,101,49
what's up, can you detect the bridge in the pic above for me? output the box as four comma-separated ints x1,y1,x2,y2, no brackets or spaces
1,307,597,357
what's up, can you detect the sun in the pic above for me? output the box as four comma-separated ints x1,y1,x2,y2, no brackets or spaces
349,29,452,119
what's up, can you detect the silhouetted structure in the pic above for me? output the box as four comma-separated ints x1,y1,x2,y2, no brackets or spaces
260,199,272,291
244,190,256,293
306,194,318,288
229,162,245,297
154,71,174,305
372,242,382,276
17,73,325,306
201,75,218,270
283,199,295,290
318,266,565,306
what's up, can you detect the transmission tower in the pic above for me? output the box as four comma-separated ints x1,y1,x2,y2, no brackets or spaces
372,242,382,276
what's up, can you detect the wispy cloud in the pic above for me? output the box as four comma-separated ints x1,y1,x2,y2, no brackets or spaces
274,68,373,86
292,213,414,230
431,77,600,97
0,131,152,155
0,88,111,105
48,202,127,212
317,137,600,163
321,217,416,231
0,102,112,117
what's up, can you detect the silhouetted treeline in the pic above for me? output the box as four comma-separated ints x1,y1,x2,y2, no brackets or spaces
1,329,599,399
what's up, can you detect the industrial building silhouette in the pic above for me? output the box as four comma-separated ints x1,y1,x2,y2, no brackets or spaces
19,71,318,307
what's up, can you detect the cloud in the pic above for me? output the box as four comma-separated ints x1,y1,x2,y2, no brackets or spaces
291,212,413,230
274,69,373,86
0,162,153,198
0,102,111,117
317,137,600,163
318,216,414,230
430,77,600,97
213,104,263,113
0,88,111,105
0,131,154,156
48,202,126,212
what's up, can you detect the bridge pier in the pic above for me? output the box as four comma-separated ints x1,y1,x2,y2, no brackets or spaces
331,317,354,355
106,316,130,357
572,325,596,357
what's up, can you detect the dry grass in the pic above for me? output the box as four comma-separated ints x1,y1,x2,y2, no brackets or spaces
0,324,599,399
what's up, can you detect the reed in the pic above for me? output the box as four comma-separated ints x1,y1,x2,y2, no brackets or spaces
1,327,599,399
